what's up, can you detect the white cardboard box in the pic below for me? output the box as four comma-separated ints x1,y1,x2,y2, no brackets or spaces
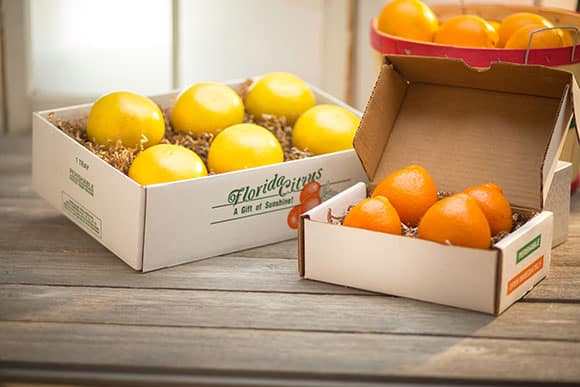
32,82,367,272
299,56,580,315
547,160,572,247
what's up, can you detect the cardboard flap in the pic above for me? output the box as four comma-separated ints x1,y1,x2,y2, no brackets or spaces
386,55,571,99
353,65,407,179
355,56,574,211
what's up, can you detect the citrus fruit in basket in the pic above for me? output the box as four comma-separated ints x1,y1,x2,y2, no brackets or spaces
208,123,284,173
128,144,207,186
497,12,554,48
434,15,498,48
505,23,564,49
464,183,512,235
372,165,437,227
245,72,315,124
86,91,165,148
418,193,491,249
292,105,360,155
376,0,438,42
343,196,402,235
171,82,244,135
487,20,501,34
562,29,576,47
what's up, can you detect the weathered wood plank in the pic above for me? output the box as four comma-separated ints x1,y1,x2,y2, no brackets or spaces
0,134,31,174
0,254,365,295
222,239,297,259
1,322,579,384
525,265,580,301
0,153,31,174
2,195,579,262
0,214,107,254
1,197,578,265
0,135,31,155
0,198,59,220
0,374,454,387
570,193,580,236
0,120,579,386
0,198,299,258
2,252,579,301
551,236,580,267
0,175,36,198
3,384,82,387
2,284,579,341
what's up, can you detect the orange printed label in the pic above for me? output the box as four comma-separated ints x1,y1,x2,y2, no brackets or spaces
507,255,544,295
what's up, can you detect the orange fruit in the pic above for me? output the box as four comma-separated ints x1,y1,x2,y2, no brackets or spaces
372,165,437,227
343,196,401,235
418,193,491,249
488,20,501,33
498,12,553,47
562,29,576,46
376,0,438,42
464,183,512,235
434,15,498,48
505,23,564,49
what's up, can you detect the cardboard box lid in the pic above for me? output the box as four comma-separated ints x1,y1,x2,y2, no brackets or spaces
354,55,580,211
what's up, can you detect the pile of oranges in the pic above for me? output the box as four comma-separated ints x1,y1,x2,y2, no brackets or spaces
85,73,360,186
377,0,573,49
343,165,513,250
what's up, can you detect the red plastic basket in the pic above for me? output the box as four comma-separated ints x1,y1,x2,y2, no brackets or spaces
370,3,580,67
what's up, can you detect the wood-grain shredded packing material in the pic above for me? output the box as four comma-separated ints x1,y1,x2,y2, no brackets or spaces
50,80,312,176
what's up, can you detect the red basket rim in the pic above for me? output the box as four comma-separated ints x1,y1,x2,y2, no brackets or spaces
370,18,580,67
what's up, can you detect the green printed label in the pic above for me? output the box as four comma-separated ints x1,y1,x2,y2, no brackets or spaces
224,169,323,207
210,168,350,226
517,234,541,264
62,191,102,238
69,168,94,196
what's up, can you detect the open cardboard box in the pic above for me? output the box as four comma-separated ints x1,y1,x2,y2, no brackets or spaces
32,81,368,272
547,160,573,246
299,56,580,315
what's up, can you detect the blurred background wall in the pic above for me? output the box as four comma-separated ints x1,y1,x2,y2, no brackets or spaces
0,0,577,134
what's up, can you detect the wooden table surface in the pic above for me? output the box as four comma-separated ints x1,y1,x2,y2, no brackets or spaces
1,134,580,386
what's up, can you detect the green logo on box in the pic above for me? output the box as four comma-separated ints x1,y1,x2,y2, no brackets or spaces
517,234,541,264
62,191,102,238
69,168,94,196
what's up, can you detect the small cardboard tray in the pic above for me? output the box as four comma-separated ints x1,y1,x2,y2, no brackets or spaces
299,56,579,314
